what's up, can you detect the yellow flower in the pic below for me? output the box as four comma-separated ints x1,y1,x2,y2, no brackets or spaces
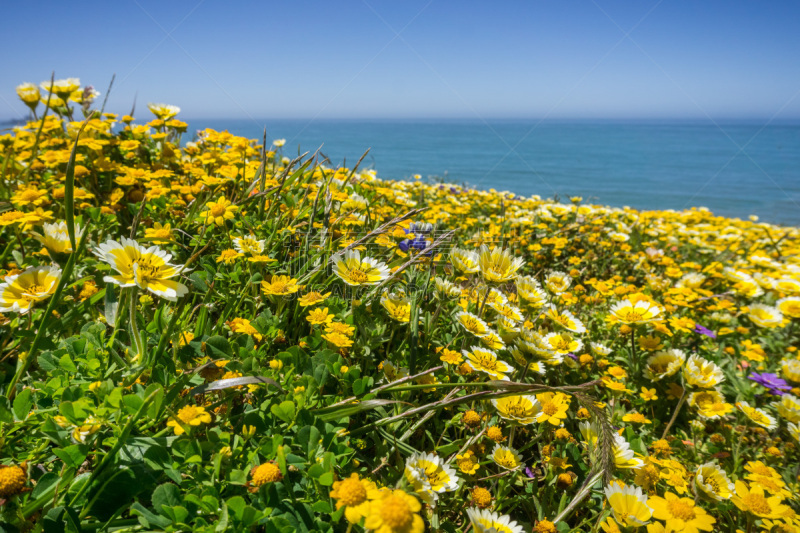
201,197,238,226
381,291,411,323
541,305,585,333
0,265,61,314
332,249,389,287
94,238,188,301
456,311,491,338
683,355,723,389
11,186,49,207
147,102,181,119
250,462,282,487
604,482,653,527
455,451,480,475
463,346,513,381
298,291,331,306
307,307,333,325
471,487,493,508
0,465,27,498
261,275,300,296
609,299,661,325
450,247,480,274
545,271,572,295
777,297,800,319
492,395,541,425
731,480,790,518
640,387,658,401
478,245,524,283
647,491,715,533
0,210,36,226
542,331,582,355
491,444,522,470
467,508,525,533
16,82,40,105
144,222,173,244
226,317,262,341
233,235,265,255
326,321,355,336
217,249,243,264
364,489,424,533
403,452,459,505
323,331,354,348
439,348,463,365
330,473,381,524
166,405,212,435
694,462,733,501
735,401,777,430
34,221,84,255
638,335,663,351
747,303,783,328
41,77,81,98
535,392,570,426
622,412,652,424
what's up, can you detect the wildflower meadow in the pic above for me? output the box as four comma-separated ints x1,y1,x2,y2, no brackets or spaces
1,77,799,533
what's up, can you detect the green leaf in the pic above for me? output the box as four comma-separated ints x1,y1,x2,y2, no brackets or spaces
152,482,182,512
130,502,173,528
311,501,331,513
13,388,33,421
271,401,296,423
0,396,13,423
84,465,150,521
205,335,232,357
296,425,321,460
31,472,60,500
318,472,334,486
104,285,118,325
58,353,77,372
53,445,89,468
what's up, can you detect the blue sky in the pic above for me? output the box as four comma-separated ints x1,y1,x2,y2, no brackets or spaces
1,0,800,120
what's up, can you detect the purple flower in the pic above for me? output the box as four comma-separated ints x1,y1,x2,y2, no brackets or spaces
693,324,717,338
748,372,791,395
566,353,579,361
524,466,535,478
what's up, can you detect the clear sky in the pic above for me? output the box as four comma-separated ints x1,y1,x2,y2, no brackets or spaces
2,0,800,120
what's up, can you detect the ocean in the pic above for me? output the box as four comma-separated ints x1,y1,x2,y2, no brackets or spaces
188,119,800,226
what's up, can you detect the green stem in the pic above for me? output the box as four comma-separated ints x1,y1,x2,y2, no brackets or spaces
661,387,688,439
129,287,145,360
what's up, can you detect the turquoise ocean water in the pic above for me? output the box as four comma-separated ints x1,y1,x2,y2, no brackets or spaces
189,119,800,226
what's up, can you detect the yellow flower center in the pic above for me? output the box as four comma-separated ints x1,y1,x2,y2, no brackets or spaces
209,204,227,217
19,190,41,201
496,451,516,468
135,258,161,280
458,455,477,472
552,337,570,351
347,269,369,284
667,499,697,521
475,353,497,371
379,494,413,529
25,284,47,294
0,466,26,498
621,310,644,322
542,402,558,416
502,399,528,417
335,477,367,506
472,487,492,507
704,477,720,493
742,493,772,515
178,406,202,424
271,281,288,293
251,463,282,486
